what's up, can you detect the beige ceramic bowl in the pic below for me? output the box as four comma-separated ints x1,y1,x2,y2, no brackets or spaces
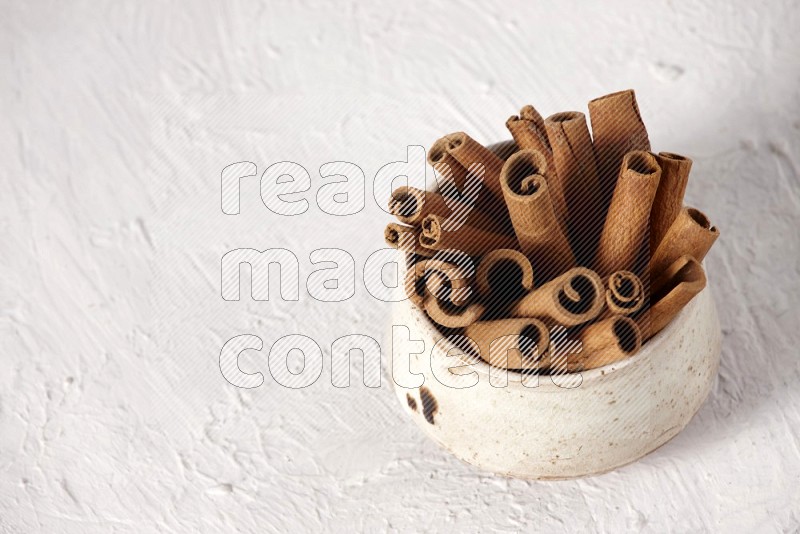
390,263,721,479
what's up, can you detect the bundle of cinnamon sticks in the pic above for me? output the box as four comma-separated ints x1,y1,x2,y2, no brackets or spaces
386,90,719,373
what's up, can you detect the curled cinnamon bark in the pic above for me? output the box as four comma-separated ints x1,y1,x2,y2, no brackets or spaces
506,107,571,229
388,186,452,225
588,89,651,213
603,270,645,317
404,267,425,307
405,257,473,307
511,267,605,326
424,270,470,307
544,111,604,263
499,150,575,280
419,214,517,256
506,107,569,231
432,136,519,234
424,295,486,328
639,255,707,340
389,186,498,232
464,318,550,370
506,105,550,151
475,249,535,318
650,152,692,251
475,249,535,296
594,151,662,277
428,137,470,191
567,316,643,372
384,223,435,257
650,207,718,293
520,105,548,142
441,132,506,204
415,258,473,304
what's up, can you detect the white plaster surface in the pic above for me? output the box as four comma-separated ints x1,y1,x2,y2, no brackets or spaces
2,0,799,532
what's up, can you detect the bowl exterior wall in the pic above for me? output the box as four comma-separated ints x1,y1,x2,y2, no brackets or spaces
390,285,721,479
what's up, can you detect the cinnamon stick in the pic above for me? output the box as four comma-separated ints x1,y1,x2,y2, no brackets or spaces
431,139,517,235
499,149,575,279
650,207,719,293
544,111,604,263
441,132,506,204
405,267,425,307
424,270,470,307
594,150,661,277
650,152,692,251
404,255,426,307
414,258,474,306
475,249,535,296
639,255,706,340
388,185,498,232
384,223,435,257
511,267,605,326
588,89,651,212
503,115,569,230
520,105,548,142
567,316,643,372
388,186,452,225
428,136,470,191
424,295,486,328
405,257,473,307
603,270,645,318
464,318,550,370
475,249,535,318
506,106,552,161
419,213,517,257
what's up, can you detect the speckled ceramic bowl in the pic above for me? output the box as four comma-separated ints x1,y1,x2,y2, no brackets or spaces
390,270,721,479
389,139,721,478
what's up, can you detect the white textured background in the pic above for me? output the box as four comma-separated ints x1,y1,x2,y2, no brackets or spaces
2,0,800,532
